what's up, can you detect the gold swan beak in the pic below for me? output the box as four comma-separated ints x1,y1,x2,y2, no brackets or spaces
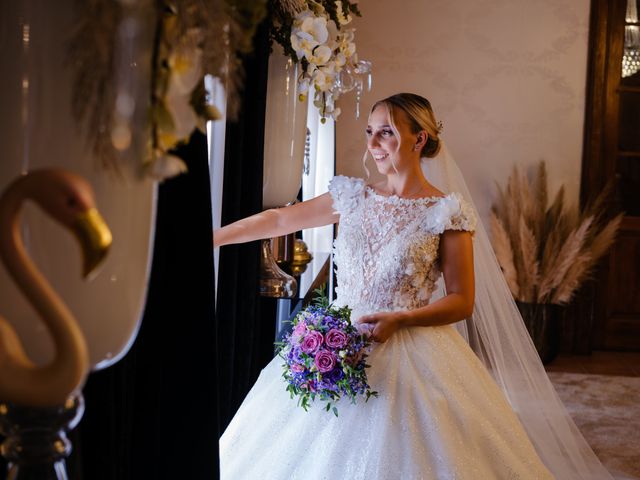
73,208,113,278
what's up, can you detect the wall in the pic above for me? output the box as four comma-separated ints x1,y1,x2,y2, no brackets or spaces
336,0,591,222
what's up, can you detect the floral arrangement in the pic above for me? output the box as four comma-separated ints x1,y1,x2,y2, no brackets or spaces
148,6,220,180
66,0,366,180
67,0,268,180
269,0,366,121
278,293,377,416
491,162,622,305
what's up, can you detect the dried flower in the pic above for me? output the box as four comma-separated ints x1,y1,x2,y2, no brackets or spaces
491,162,622,305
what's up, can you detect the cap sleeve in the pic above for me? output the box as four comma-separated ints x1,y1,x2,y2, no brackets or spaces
428,193,477,234
446,193,476,233
328,175,366,216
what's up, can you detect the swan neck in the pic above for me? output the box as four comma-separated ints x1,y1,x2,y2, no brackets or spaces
0,184,88,366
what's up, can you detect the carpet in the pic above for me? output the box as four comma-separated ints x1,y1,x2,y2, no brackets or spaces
548,372,640,479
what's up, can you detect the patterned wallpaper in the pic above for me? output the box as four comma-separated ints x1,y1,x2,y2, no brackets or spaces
336,0,591,222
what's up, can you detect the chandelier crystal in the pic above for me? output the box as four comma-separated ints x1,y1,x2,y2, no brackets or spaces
623,0,640,78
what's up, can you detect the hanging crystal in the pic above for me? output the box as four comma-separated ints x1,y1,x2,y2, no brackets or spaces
623,0,640,78
354,60,372,119
335,59,373,119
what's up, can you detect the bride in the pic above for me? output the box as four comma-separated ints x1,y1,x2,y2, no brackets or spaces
214,93,612,479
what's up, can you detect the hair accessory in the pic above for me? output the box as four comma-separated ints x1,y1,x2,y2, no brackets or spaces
436,120,444,134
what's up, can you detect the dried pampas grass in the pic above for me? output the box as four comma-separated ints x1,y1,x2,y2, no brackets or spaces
490,212,519,298
491,161,622,305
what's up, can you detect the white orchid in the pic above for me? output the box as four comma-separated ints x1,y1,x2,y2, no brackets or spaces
156,44,202,153
164,81,199,140
147,152,188,181
149,23,216,180
325,19,339,49
338,30,356,58
287,4,360,120
290,12,329,59
290,35,315,60
334,51,347,68
167,30,204,94
313,67,335,92
308,44,332,65
298,77,311,101
299,14,329,44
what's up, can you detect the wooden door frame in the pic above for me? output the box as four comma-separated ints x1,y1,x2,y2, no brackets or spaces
581,0,638,350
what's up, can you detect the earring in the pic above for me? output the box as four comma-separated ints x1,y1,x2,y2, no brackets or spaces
362,150,371,178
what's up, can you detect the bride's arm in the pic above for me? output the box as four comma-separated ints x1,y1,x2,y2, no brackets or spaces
359,230,475,342
214,192,339,248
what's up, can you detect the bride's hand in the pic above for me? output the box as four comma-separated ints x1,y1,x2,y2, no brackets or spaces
357,312,405,343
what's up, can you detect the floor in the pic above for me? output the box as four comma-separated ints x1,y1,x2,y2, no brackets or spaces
545,350,640,376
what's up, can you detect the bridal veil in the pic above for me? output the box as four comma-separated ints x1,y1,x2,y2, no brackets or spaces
422,142,613,480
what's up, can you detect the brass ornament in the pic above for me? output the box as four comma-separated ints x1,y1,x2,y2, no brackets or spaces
73,208,113,278
290,238,313,276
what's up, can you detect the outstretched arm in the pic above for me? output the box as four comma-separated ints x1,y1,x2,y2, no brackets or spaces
214,192,339,248
359,230,475,342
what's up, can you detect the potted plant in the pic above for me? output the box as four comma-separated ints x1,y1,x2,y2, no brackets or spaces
491,162,622,363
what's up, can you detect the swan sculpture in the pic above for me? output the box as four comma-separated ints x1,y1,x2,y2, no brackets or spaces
0,168,112,407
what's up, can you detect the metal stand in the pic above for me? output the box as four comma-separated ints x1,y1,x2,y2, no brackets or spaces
260,238,297,298
0,395,84,480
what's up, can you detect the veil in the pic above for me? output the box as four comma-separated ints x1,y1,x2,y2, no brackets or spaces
422,142,614,480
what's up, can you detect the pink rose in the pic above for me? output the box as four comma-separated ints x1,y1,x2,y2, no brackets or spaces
314,350,337,373
325,328,348,349
300,330,324,354
301,381,316,392
290,363,305,373
291,321,308,342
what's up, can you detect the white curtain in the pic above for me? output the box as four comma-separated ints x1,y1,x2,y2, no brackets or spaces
302,96,335,254
207,74,227,302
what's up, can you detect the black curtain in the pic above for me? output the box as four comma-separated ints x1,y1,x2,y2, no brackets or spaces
1,15,274,480
69,131,218,480
215,19,276,432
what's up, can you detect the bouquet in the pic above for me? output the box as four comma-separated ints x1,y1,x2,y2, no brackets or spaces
278,293,377,416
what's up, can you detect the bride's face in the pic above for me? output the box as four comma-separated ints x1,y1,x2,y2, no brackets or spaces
366,105,418,175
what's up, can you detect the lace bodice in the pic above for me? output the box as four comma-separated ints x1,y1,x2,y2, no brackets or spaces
329,175,476,320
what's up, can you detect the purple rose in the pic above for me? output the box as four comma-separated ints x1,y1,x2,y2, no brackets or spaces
300,330,324,354
325,328,348,349
315,350,337,373
325,367,344,383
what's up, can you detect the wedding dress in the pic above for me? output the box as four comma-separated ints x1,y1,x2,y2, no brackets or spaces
219,175,556,479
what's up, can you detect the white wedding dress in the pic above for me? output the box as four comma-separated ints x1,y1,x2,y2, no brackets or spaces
220,175,554,479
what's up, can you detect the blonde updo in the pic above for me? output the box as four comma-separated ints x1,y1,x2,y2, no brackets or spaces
372,93,442,158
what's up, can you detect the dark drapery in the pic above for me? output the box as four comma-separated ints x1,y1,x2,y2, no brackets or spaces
69,131,218,480
1,16,274,480
215,19,276,433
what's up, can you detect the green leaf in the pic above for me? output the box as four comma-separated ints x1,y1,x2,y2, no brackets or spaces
312,286,330,308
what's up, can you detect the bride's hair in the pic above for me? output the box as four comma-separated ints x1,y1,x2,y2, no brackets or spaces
372,93,442,158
